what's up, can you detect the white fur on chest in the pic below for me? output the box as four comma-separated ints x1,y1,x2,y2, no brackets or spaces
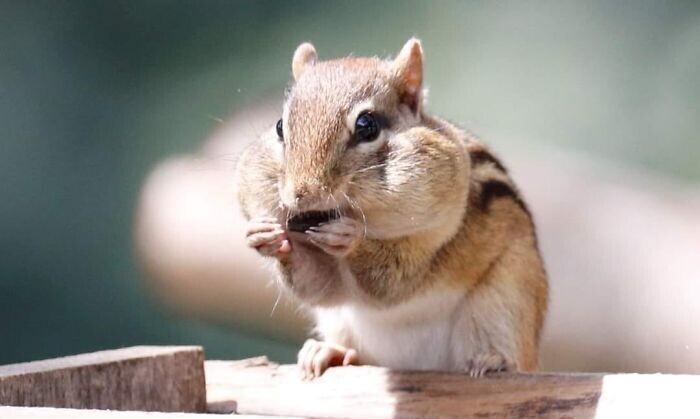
315,286,467,371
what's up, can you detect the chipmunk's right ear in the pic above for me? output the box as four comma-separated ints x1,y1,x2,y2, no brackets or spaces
292,42,317,80
392,38,423,114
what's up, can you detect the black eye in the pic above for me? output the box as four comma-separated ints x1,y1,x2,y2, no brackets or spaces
276,118,284,140
354,112,380,143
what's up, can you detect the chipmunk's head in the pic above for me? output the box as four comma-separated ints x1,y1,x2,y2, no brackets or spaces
275,38,424,216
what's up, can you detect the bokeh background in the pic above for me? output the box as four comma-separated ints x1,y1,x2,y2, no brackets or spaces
2,0,699,366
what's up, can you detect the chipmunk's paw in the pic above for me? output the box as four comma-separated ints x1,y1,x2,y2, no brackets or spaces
246,217,291,257
297,339,359,380
464,353,515,377
305,217,363,258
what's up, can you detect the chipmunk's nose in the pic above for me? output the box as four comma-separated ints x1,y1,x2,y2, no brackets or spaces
295,184,309,201
281,181,324,210
295,183,324,207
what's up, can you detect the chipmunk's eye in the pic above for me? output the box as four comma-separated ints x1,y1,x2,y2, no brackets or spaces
276,118,284,140
354,112,380,143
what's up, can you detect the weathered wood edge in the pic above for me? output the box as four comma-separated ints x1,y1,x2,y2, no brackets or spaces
206,357,700,419
0,346,199,377
0,406,294,418
0,346,206,413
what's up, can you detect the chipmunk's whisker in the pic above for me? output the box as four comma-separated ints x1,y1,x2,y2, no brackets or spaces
354,162,388,175
342,191,367,239
329,192,342,221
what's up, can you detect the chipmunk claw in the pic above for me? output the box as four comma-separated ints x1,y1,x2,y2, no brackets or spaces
297,338,359,380
246,217,291,256
305,217,364,257
464,353,515,377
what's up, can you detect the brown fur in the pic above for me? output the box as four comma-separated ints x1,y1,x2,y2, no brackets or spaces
236,39,548,372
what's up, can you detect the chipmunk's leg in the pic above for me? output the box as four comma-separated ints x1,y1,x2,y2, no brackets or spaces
297,338,359,380
246,217,292,256
454,283,522,377
305,217,364,258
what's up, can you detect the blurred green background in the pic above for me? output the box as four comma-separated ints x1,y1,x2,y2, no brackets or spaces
1,0,698,365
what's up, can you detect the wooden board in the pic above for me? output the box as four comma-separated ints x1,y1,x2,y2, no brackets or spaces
0,346,206,413
206,357,700,418
0,406,290,418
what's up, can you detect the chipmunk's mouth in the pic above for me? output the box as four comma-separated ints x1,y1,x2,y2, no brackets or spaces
286,210,338,232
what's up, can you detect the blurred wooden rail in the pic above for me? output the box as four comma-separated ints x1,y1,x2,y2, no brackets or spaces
2,347,700,418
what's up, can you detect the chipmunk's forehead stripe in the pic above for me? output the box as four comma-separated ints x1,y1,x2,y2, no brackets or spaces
288,60,386,105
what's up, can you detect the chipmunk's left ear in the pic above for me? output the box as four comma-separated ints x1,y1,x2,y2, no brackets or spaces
392,38,423,113
292,42,317,80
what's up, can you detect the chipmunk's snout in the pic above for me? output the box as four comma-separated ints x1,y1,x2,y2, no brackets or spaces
293,183,320,204
280,180,329,212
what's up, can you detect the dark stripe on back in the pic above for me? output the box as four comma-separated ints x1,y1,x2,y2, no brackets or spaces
470,149,508,173
478,179,530,216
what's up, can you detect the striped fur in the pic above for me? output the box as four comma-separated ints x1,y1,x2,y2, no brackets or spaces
236,39,548,375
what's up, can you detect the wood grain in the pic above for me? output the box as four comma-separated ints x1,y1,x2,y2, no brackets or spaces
0,346,206,413
0,406,288,418
206,357,700,418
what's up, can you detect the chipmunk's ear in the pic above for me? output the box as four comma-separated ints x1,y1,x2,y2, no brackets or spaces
292,42,317,80
392,38,423,113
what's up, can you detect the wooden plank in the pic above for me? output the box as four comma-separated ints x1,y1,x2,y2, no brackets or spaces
205,357,700,418
0,406,290,418
0,346,206,413
0,406,206,418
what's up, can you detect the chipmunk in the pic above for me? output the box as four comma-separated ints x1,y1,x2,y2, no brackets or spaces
236,39,548,378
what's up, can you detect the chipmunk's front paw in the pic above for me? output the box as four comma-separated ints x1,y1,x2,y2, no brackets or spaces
297,338,359,380
246,217,291,257
464,353,515,377
305,217,363,258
